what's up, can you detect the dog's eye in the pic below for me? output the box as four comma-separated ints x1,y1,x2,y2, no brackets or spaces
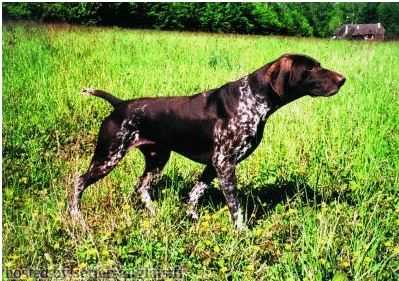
306,65,316,71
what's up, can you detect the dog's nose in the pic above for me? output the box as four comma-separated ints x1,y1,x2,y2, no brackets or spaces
336,75,346,87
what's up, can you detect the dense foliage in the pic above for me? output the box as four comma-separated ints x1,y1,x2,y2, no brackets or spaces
3,3,399,38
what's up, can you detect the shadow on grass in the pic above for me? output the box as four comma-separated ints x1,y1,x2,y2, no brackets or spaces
152,173,354,227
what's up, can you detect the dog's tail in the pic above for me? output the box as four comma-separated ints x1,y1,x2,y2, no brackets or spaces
81,88,124,108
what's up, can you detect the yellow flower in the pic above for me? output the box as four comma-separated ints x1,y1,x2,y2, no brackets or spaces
100,249,110,258
20,274,33,281
142,219,151,229
200,221,209,229
213,245,221,253
339,260,350,268
255,228,263,236
78,262,87,270
246,264,255,272
205,239,213,246
285,244,292,250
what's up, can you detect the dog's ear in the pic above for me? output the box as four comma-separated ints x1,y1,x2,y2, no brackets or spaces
267,57,293,96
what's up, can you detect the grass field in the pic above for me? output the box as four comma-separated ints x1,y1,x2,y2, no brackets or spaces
3,23,399,280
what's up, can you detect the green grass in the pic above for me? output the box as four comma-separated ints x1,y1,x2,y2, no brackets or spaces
3,23,399,280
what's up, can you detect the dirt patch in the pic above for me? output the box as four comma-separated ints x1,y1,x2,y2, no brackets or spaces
57,133,96,161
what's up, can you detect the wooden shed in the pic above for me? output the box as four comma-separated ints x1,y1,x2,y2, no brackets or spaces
333,23,385,40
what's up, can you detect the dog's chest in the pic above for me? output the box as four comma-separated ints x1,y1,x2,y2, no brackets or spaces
214,77,271,162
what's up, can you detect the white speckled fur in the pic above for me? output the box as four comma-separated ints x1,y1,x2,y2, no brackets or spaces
212,76,271,229
186,181,209,219
213,76,271,166
211,76,272,228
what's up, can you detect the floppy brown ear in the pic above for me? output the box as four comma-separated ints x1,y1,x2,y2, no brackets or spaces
267,57,292,96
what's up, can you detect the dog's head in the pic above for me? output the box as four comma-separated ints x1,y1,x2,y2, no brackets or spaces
267,54,345,101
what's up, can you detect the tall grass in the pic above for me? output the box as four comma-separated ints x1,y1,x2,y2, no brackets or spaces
3,23,399,280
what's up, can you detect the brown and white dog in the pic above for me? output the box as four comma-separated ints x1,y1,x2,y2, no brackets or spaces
69,54,345,229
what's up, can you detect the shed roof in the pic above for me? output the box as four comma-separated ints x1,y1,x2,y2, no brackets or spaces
336,23,385,37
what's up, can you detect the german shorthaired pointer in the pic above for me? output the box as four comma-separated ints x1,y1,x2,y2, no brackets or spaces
69,54,345,229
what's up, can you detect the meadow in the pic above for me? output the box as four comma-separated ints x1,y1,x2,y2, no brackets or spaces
3,23,399,280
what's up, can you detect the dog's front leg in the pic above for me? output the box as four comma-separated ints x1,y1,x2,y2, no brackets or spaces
212,157,245,230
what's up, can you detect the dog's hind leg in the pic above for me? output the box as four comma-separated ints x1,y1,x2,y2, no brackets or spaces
69,116,137,223
135,145,171,216
186,165,216,220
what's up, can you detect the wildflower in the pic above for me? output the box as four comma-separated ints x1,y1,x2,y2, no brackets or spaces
246,264,255,272
200,221,209,229
339,259,350,268
142,219,151,230
213,245,221,253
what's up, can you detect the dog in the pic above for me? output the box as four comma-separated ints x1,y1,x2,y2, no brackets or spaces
69,54,345,229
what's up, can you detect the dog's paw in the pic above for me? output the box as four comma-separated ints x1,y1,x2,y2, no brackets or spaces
147,206,156,217
234,222,248,232
69,205,82,221
233,209,247,231
81,88,95,96
69,207,88,229
186,208,199,221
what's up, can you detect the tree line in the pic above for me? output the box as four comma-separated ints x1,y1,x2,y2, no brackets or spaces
3,3,399,38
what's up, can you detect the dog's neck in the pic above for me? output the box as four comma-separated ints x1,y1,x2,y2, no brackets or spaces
241,74,283,121
237,76,271,121
246,69,303,117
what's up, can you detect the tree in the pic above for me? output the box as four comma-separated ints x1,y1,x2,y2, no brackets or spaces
377,3,399,38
